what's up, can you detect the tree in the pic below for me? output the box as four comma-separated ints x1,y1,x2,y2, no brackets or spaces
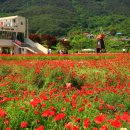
41,34,57,49
59,39,71,50
67,29,96,53
29,34,41,43
110,29,117,36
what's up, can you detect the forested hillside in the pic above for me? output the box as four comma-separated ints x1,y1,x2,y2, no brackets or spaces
0,0,130,36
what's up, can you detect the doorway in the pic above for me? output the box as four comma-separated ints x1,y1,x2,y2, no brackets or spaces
2,47,10,54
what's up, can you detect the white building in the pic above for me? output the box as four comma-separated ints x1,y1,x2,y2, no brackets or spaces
0,15,48,54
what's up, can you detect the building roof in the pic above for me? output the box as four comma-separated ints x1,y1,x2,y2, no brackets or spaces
116,32,122,35
0,15,24,20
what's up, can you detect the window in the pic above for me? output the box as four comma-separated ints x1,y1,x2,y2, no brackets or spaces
13,19,16,23
13,19,17,27
0,31,16,40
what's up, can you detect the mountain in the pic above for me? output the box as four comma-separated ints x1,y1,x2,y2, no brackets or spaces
0,0,130,36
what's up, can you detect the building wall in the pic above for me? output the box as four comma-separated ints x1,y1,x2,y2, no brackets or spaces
13,46,20,54
0,39,13,47
17,16,26,35
0,16,26,34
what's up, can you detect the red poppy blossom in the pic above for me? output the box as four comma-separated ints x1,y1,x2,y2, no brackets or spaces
42,109,56,117
4,119,10,125
100,100,104,105
72,125,79,130
75,117,80,123
0,108,7,117
49,106,57,112
53,113,66,121
35,125,44,130
65,122,73,129
94,114,106,124
106,104,114,110
120,112,129,122
100,125,108,130
110,119,122,128
20,121,28,128
34,110,39,115
65,98,70,102
5,127,11,130
83,99,88,104
83,118,90,128
30,98,40,108
78,107,84,112
71,101,77,108
61,107,66,112
98,105,103,110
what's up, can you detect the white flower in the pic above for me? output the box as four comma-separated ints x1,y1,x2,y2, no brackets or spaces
66,83,72,89
120,128,127,130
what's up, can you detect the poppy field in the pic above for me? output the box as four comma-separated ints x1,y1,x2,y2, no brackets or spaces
0,53,130,130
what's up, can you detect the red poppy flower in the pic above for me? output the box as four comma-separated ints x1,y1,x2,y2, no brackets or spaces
0,108,7,117
100,125,108,130
78,107,84,112
34,110,39,115
65,122,73,129
83,118,90,128
120,112,129,122
49,106,57,112
75,117,80,123
72,125,79,130
53,113,66,121
100,100,104,105
83,99,88,104
65,98,70,102
20,121,28,128
35,125,44,130
4,120,10,125
94,114,106,124
111,119,122,128
61,107,66,112
5,127,11,130
98,105,103,110
30,98,40,108
106,104,114,110
71,101,77,108
42,109,56,117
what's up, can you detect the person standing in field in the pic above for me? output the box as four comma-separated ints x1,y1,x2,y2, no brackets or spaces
96,34,106,53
